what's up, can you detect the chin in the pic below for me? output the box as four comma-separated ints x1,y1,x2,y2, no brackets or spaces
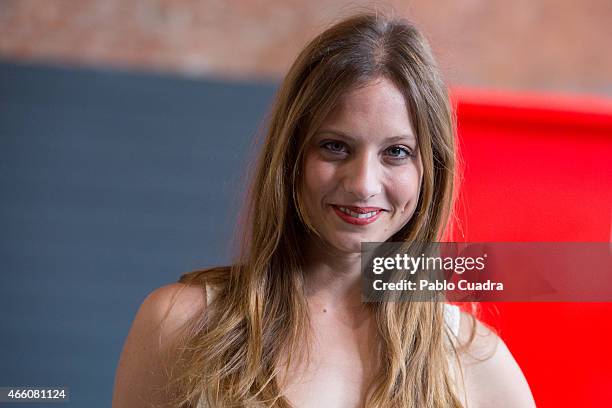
327,233,378,254
331,243,362,254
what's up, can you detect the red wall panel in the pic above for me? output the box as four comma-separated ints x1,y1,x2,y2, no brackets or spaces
448,88,612,407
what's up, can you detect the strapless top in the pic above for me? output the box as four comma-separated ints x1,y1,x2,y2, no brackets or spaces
196,285,461,408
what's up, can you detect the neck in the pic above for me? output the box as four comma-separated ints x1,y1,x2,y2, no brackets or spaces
302,236,365,310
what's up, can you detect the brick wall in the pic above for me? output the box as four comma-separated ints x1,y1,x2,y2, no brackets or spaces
1,0,610,95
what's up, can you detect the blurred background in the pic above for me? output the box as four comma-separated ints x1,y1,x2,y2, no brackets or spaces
1,0,611,93
1,1,611,407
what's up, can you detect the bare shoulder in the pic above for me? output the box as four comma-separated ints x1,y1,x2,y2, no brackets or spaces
112,283,207,408
146,282,207,334
456,311,536,408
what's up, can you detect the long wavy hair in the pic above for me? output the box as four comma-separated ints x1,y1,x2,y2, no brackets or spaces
162,12,466,408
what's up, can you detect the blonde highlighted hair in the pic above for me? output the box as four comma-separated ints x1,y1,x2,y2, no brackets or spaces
163,11,466,408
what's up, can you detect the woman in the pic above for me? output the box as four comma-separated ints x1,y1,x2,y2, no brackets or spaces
113,12,535,408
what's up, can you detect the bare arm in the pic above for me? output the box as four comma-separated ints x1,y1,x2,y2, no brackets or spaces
112,283,206,408
458,312,536,408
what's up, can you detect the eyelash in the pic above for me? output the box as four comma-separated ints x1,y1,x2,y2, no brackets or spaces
320,141,414,161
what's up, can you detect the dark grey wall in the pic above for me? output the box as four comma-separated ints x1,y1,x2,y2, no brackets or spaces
0,61,276,407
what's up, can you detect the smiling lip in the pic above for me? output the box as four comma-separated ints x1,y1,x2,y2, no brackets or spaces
331,205,385,225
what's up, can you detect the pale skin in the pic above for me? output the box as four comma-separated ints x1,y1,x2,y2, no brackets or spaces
113,78,536,407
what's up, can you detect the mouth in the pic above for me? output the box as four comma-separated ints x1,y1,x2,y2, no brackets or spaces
330,205,385,225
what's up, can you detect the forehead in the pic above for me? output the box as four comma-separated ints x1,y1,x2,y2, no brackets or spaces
318,77,415,140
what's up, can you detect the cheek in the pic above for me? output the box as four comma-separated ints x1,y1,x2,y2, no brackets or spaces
303,154,336,199
389,167,422,213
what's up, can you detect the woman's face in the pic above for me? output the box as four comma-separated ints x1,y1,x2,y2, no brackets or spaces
301,77,423,254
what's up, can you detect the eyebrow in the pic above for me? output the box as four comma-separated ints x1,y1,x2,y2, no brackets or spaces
315,129,416,142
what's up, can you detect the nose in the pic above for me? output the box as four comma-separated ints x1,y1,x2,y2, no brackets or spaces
341,150,382,200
